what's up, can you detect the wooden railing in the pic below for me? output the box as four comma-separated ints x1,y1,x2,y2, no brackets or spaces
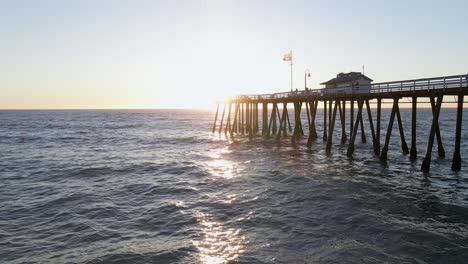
229,74,468,101
371,74,468,93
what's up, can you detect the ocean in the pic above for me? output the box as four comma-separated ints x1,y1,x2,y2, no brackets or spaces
1,109,468,264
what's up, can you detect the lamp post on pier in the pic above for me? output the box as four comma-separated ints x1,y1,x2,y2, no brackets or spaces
304,69,311,90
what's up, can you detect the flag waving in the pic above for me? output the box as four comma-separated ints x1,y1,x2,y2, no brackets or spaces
283,50,293,91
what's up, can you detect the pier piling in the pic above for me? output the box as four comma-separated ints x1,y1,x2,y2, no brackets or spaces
347,100,364,157
452,95,463,171
307,101,318,148
410,97,417,160
218,104,226,134
262,103,268,137
271,103,277,135
323,100,328,141
365,100,379,155
380,99,398,160
359,113,366,143
326,100,339,152
421,95,443,172
376,98,382,155
430,97,446,159
340,100,347,144
230,103,239,137
395,102,409,155
241,103,245,135
350,100,354,135
286,105,292,133
224,103,232,134
276,104,287,140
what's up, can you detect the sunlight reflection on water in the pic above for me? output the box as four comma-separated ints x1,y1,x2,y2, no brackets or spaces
192,212,245,264
206,147,236,179
192,146,246,263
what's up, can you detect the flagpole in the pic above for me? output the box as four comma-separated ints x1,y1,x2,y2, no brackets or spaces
290,50,293,91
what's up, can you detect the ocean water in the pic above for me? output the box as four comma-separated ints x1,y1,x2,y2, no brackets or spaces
1,109,468,264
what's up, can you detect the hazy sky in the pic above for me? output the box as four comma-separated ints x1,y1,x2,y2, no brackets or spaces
1,0,468,109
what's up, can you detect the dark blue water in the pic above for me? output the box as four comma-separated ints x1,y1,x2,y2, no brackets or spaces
1,109,468,264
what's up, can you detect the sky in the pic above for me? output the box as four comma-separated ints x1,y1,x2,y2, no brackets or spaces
1,0,468,109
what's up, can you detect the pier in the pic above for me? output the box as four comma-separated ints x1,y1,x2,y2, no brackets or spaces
212,74,468,172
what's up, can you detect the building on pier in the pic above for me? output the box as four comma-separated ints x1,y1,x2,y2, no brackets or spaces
321,72,373,93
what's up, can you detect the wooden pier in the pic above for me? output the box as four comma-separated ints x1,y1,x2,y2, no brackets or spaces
212,74,468,172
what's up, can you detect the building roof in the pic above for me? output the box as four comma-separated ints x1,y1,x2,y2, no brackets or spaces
320,72,373,85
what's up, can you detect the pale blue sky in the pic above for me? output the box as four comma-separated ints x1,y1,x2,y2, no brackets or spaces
1,0,467,109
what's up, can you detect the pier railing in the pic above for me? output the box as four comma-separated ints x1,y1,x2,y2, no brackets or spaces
371,74,468,93
230,74,468,101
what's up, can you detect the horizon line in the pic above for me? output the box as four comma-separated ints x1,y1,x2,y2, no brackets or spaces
1,105,466,111
0,108,213,111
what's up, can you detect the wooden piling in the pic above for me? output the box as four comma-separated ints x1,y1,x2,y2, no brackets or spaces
253,103,257,134
296,102,303,136
252,103,255,134
430,97,446,159
359,113,366,143
262,102,268,137
248,103,254,138
323,100,328,141
285,104,292,133
376,98,381,155
255,103,259,134
299,102,304,136
410,97,417,160
250,103,254,134
234,103,241,134
224,103,232,134
218,104,226,134
350,100,354,134
252,103,256,136
395,102,409,155
365,100,379,155
292,102,299,143
231,104,236,134
421,95,443,172
276,104,287,140
230,103,240,138
452,94,463,171
276,104,282,134
307,101,318,148
276,104,281,124
326,100,339,152
283,103,289,136
341,100,347,143
241,103,245,135
271,103,277,135
338,101,347,144
250,103,253,134
311,101,318,139
251,103,254,135
245,103,248,135
379,98,398,160
347,100,364,157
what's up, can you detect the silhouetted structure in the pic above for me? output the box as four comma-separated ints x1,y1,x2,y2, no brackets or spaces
212,74,468,172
